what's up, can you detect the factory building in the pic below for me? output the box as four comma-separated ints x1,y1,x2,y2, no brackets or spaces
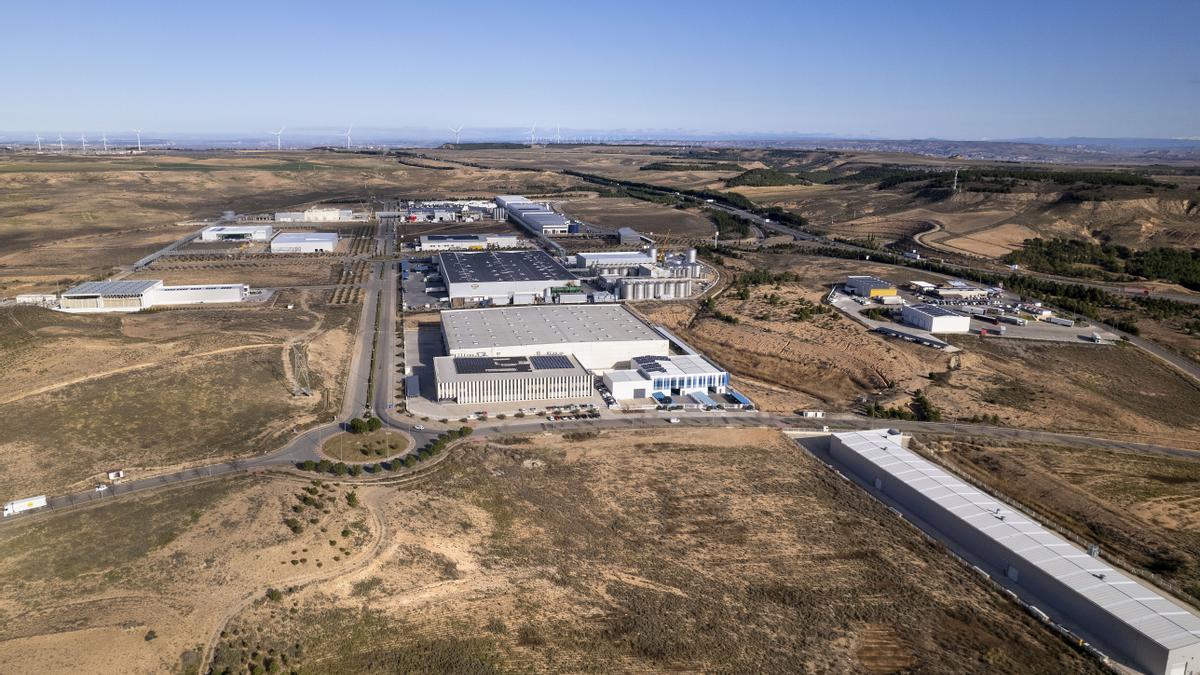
829,429,1200,675
58,280,247,313
438,250,576,306
275,207,356,223
931,286,991,301
270,232,339,253
495,195,570,235
902,303,972,333
576,250,657,275
602,354,729,401
418,234,521,252
441,304,669,372
433,354,592,404
200,224,273,242
845,275,898,298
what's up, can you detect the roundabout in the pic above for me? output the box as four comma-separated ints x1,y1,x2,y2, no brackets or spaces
319,429,414,463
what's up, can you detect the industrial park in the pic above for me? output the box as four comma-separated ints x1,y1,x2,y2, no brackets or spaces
2,4,1199,669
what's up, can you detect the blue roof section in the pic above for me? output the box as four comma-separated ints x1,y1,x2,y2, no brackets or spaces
690,391,719,408
652,392,671,403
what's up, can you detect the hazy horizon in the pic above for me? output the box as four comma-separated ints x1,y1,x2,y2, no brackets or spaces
2,1,1197,140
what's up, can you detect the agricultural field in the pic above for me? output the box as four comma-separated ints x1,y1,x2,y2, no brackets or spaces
924,438,1200,605
213,428,1098,674
0,475,378,675
0,151,582,294
0,295,357,496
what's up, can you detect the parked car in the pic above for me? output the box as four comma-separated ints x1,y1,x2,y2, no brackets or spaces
668,418,681,424
413,425,425,431
94,484,108,492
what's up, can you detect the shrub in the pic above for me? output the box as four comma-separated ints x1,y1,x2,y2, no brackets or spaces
333,462,349,476
349,465,362,477
265,588,283,602
346,491,359,507
403,455,417,467
297,460,316,471
366,416,383,432
349,418,368,434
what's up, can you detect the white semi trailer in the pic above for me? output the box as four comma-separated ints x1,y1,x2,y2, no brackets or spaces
3,495,48,517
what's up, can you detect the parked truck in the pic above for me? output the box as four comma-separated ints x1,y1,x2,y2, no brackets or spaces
1047,316,1075,327
998,314,1028,326
3,495,48,517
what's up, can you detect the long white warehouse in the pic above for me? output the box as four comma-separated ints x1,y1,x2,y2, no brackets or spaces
441,304,668,372
58,280,247,313
270,232,338,253
495,195,570,235
418,234,521,252
200,224,273,242
902,303,971,333
829,429,1200,675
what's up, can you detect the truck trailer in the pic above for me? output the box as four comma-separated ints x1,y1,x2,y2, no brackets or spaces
3,495,48,517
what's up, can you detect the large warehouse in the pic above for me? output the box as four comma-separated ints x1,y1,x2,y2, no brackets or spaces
495,195,570,235
603,354,729,401
418,233,521,252
433,354,592,404
845,275,897,298
200,224,273,242
275,207,356,222
902,303,971,333
58,280,247,313
441,304,668,372
270,232,338,253
438,250,576,306
829,429,1200,675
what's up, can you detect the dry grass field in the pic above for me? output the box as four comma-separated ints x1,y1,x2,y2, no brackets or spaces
0,475,378,674
926,438,1200,604
557,196,715,239
209,428,1098,674
0,151,583,294
932,337,1200,447
0,295,357,497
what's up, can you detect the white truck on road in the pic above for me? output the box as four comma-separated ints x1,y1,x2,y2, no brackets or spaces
3,495,48,517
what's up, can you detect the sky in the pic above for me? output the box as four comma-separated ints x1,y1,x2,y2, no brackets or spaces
1,0,1197,141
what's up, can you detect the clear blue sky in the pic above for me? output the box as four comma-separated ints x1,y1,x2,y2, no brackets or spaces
1,0,1197,139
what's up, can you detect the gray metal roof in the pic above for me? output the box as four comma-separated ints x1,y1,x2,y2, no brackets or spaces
907,303,964,318
272,232,338,243
438,250,572,285
443,304,665,351
833,429,1200,653
62,280,161,297
846,275,895,289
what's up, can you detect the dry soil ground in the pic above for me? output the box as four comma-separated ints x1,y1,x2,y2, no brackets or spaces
0,475,378,675
923,437,1200,606
557,196,715,240
0,151,583,294
209,428,1099,674
0,293,357,497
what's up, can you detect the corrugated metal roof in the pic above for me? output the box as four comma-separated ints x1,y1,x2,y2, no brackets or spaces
833,429,1200,652
62,280,161,297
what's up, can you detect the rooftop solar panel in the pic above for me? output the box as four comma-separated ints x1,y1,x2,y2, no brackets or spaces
530,355,574,370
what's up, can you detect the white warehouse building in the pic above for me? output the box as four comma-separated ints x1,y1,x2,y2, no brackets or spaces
270,232,339,253
603,354,729,401
495,195,570,235
829,429,1200,675
275,207,356,222
902,303,971,333
58,280,247,313
433,354,592,404
441,304,668,372
439,250,576,306
418,233,521,252
200,224,273,242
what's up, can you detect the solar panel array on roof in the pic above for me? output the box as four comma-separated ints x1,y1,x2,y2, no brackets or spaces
62,280,161,297
632,355,668,372
438,251,572,284
452,357,534,374
530,355,574,370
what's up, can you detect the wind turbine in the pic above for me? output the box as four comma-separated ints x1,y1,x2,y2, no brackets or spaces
448,125,463,144
271,126,285,150
101,133,109,152
527,122,537,145
80,133,88,152
57,133,65,152
343,124,354,149
555,122,561,144
133,129,142,151
34,133,42,152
